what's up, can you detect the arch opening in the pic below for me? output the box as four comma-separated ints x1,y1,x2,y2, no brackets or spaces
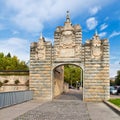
52,63,83,100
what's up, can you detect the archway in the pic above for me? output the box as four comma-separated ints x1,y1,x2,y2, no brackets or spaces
29,12,110,102
52,63,84,100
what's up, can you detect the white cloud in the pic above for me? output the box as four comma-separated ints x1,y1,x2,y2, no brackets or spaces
0,37,53,61
45,37,54,43
12,30,20,35
89,6,101,15
109,31,120,38
12,14,44,32
3,0,112,32
86,17,98,30
45,37,54,42
0,37,30,61
100,23,108,31
110,56,117,60
110,54,120,77
110,61,120,77
99,32,107,38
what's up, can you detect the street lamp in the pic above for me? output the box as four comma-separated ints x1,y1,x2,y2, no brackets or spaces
76,81,78,89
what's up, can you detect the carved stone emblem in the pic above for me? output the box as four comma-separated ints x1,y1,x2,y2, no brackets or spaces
35,40,45,60
60,31,74,47
55,30,76,58
92,47,102,58
91,39,102,59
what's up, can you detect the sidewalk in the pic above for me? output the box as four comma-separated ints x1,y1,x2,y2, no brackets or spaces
0,100,46,120
87,102,120,120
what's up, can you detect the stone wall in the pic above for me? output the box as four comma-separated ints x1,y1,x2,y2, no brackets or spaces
83,35,110,101
30,37,52,100
0,71,29,92
53,66,64,97
63,82,69,93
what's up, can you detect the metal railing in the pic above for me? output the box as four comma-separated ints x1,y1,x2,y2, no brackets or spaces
0,90,33,109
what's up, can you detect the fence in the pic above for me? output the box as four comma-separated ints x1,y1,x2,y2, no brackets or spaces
0,90,33,109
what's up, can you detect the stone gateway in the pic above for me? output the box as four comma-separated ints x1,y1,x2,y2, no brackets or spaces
30,12,110,102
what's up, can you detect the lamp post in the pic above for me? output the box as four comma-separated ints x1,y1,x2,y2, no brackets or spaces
76,81,78,89
80,69,83,89
70,74,72,87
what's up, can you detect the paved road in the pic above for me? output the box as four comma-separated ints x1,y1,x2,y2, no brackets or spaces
14,100,90,120
14,90,90,120
14,89,120,120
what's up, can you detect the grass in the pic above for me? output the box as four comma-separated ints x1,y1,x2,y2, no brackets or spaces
109,99,120,108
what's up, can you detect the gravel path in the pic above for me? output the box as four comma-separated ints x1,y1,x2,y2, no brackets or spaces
14,90,91,120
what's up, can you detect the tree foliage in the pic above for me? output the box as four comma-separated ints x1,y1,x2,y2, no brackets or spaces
64,65,82,87
110,80,115,86
115,70,120,85
0,52,29,70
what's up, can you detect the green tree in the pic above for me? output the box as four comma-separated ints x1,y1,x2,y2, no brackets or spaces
0,53,7,70
115,70,120,85
64,65,82,87
110,80,115,86
0,52,29,70
0,53,4,58
6,53,11,58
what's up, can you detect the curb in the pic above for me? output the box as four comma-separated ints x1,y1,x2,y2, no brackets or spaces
104,100,120,116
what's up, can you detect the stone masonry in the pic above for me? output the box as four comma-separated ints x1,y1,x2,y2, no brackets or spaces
53,66,64,97
0,71,29,92
30,12,110,102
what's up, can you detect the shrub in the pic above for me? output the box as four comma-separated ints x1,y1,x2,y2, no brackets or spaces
0,81,3,87
14,80,20,85
3,80,9,84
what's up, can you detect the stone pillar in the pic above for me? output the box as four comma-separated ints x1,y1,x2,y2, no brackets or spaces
83,34,110,102
29,37,52,100
53,66,64,97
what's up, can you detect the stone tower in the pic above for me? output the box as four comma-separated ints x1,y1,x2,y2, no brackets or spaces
83,31,110,101
30,12,110,101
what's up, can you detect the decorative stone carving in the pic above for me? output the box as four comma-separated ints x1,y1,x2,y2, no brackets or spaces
55,46,60,56
91,46,102,59
55,45,75,58
92,39,101,47
54,28,82,58
62,30,73,36
61,31,73,42
35,39,46,60
91,35,102,59
60,48,74,57
75,45,80,56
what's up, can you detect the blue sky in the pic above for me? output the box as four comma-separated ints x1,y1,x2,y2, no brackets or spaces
0,0,120,77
